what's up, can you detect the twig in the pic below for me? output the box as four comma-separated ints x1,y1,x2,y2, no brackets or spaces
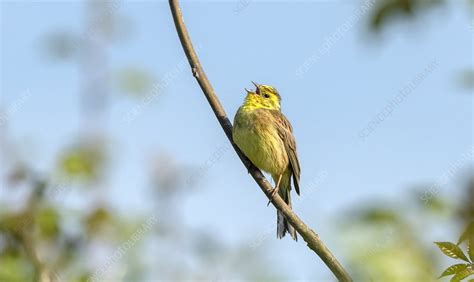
168,1,352,281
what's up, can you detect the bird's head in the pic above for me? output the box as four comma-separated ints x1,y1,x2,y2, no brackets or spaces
243,82,281,111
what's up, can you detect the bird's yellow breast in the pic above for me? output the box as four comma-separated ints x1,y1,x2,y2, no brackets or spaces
232,107,289,176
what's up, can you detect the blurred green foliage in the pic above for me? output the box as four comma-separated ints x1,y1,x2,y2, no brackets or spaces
41,32,80,61
369,0,443,31
58,142,105,183
458,70,474,90
340,205,437,281
35,207,60,240
115,68,155,97
1,126,277,281
338,177,473,282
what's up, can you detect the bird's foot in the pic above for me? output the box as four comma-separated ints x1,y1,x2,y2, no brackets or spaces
267,186,279,206
267,174,282,206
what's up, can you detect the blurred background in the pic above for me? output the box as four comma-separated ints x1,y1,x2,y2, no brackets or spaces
0,0,472,281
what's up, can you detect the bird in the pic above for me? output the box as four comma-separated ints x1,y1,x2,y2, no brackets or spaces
232,82,301,240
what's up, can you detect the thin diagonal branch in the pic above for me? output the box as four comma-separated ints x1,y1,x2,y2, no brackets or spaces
168,1,352,281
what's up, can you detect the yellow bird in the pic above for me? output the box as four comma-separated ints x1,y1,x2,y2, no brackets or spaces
233,82,301,240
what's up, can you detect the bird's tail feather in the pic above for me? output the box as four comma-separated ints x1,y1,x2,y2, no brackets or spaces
277,179,297,241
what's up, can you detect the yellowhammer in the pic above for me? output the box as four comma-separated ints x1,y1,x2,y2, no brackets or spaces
233,82,301,240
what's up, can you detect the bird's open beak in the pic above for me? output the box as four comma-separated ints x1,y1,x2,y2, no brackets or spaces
251,81,260,94
244,88,252,94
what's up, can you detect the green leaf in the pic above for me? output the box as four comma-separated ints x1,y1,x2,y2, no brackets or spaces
450,264,474,282
435,242,470,262
469,239,474,262
459,222,474,245
58,142,105,182
84,207,113,236
35,207,60,239
439,264,468,278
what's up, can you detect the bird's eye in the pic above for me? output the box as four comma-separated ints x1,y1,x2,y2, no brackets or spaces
263,93,270,98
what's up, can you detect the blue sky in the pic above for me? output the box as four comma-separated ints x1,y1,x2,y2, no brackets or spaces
1,0,473,280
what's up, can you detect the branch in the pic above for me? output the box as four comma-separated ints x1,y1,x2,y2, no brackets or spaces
24,178,57,282
19,231,55,282
168,1,352,281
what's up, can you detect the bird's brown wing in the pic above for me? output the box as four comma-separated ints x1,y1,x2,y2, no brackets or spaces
269,110,301,195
